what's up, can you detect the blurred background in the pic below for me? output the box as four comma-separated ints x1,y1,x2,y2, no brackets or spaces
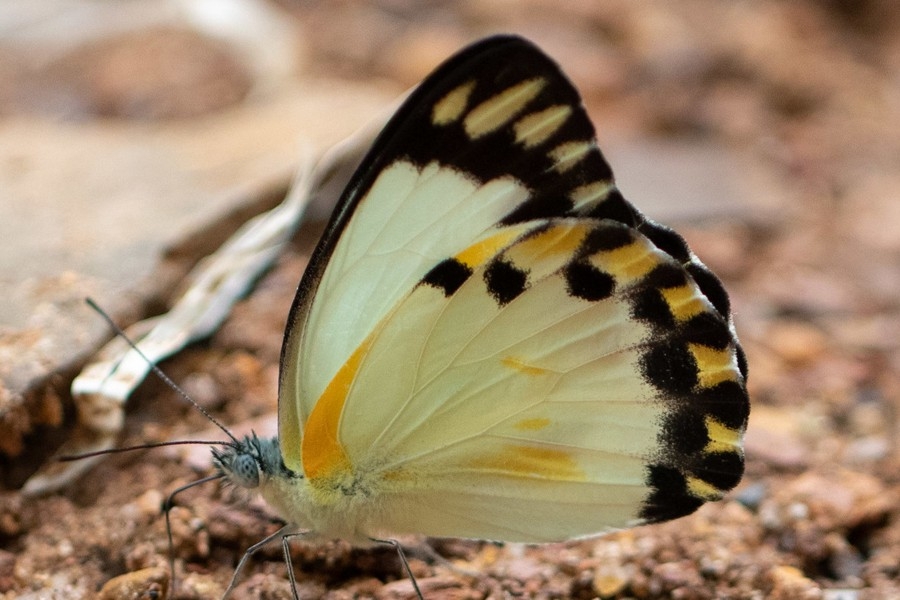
1,1,898,598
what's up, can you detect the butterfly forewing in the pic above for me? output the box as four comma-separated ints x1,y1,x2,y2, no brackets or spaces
279,36,627,465
277,35,749,539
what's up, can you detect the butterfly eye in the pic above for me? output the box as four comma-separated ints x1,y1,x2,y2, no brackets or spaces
230,453,260,488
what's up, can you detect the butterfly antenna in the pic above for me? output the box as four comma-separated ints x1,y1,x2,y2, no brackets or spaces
85,297,240,445
57,439,230,462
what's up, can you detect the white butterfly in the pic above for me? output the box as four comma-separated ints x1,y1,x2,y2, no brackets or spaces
212,34,749,592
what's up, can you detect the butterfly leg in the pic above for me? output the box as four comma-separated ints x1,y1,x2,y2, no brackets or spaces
222,524,302,599
162,474,224,597
370,537,424,600
280,530,314,600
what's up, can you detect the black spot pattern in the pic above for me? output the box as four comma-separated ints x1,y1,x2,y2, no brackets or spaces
484,258,528,306
585,189,641,226
695,381,752,431
630,287,677,330
640,465,705,522
660,409,711,455
564,261,615,301
582,223,635,253
735,344,750,380
640,341,700,396
422,258,473,297
686,263,732,319
681,312,733,350
695,451,745,491
641,222,692,264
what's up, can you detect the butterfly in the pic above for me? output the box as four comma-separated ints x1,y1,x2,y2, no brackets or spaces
211,34,749,592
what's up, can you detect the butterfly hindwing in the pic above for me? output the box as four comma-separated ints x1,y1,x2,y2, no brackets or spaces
276,35,749,539
295,216,745,540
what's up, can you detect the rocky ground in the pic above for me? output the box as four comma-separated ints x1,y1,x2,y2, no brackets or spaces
1,1,898,599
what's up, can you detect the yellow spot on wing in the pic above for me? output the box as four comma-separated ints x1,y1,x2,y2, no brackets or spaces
464,78,546,139
506,223,589,268
432,80,475,125
687,475,724,501
302,337,373,482
590,241,660,284
455,228,524,269
689,343,739,388
513,105,572,147
660,284,707,322
469,444,585,481
704,415,743,454
514,417,552,431
502,356,549,376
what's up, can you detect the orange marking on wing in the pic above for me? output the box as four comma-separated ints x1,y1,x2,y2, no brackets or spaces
469,444,584,481
302,337,373,482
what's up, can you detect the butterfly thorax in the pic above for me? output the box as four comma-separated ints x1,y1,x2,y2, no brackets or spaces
264,466,393,544
213,434,389,543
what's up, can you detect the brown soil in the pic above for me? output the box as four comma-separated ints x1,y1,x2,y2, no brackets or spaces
2,1,899,599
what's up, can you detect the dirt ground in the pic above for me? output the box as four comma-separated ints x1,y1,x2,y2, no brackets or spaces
2,1,899,599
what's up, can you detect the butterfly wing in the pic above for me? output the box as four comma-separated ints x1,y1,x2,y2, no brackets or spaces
302,218,747,540
279,35,749,540
279,35,632,472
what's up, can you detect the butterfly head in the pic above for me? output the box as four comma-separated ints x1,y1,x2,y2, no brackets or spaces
212,433,293,490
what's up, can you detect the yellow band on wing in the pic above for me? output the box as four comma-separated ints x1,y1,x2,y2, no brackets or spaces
507,223,589,265
686,475,724,501
704,415,743,454
455,228,524,269
688,343,740,389
590,239,661,284
660,284,707,322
